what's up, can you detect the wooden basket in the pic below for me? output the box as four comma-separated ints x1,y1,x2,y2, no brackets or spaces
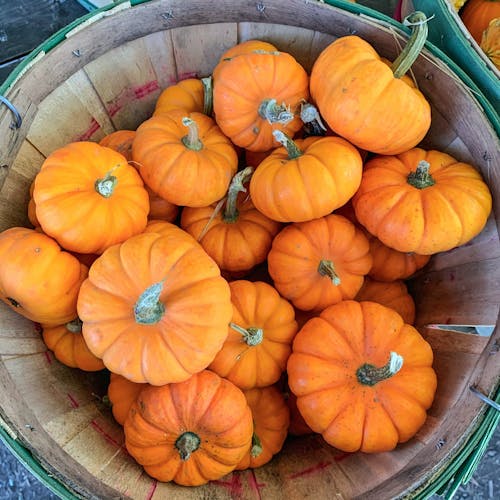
0,1,499,498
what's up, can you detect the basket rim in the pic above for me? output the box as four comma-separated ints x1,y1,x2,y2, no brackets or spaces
0,1,498,498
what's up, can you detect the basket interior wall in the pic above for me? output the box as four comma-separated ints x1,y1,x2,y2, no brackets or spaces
0,1,499,499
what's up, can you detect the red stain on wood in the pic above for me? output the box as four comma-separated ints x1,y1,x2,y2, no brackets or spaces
107,80,160,117
212,473,244,497
33,323,43,335
76,118,101,141
173,72,198,82
145,479,157,500
44,351,53,364
67,393,79,409
90,419,128,454
288,461,332,479
334,452,351,462
247,469,265,499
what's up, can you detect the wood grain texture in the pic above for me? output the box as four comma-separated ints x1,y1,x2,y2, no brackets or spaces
0,1,498,499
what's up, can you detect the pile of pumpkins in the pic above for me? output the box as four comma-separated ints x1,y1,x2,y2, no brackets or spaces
0,12,493,486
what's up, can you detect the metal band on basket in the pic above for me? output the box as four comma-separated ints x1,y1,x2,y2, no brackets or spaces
0,95,22,129
470,386,500,412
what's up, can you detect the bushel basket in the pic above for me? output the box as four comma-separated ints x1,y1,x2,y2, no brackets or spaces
0,0,499,499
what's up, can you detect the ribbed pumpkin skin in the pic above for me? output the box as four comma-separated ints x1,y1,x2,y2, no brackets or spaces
268,214,372,311
249,136,363,223
236,385,290,470
42,319,105,371
367,233,430,282
124,370,253,486
352,148,492,255
99,130,135,161
180,194,281,273
133,111,238,207
355,278,416,325
213,51,309,152
107,373,146,426
209,280,298,389
287,300,437,453
310,36,431,155
461,0,500,43
100,130,179,222
153,78,204,116
77,231,232,385
33,141,150,254
0,228,87,326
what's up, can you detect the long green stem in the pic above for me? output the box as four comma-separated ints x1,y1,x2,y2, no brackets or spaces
272,130,303,159
201,76,213,116
223,167,254,223
391,11,429,79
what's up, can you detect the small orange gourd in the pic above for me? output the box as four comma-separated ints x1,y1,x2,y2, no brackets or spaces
107,373,147,426
124,370,253,485
287,300,437,453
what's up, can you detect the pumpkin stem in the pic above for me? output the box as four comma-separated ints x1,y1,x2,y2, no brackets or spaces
181,117,203,151
391,11,429,79
273,130,303,159
95,166,119,198
229,322,264,346
407,160,435,189
66,318,83,333
317,259,341,286
251,432,263,458
300,101,327,137
201,76,214,116
258,99,294,125
175,431,201,461
134,280,166,325
223,167,254,223
356,352,404,386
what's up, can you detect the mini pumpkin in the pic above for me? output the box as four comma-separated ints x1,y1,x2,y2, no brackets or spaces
309,12,431,154
268,214,373,311
107,373,147,426
133,111,238,207
42,318,105,371
287,300,437,453
99,130,135,161
355,278,416,325
181,167,281,273
33,141,149,254
153,78,213,116
352,148,492,254
249,131,363,222
209,280,298,389
77,230,232,385
0,228,87,326
461,0,500,43
124,370,253,486
236,385,290,470
213,49,309,151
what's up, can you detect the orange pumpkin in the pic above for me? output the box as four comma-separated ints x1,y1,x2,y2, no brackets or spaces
27,180,40,228
236,385,290,470
100,130,179,222
181,167,281,273
99,130,135,161
209,280,298,389
107,373,146,426
352,148,492,255
480,17,500,69
213,50,309,151
355,278,416,325
133,110,238,207
124,370,253,485
249,132,363,222
77,230,232,385
461,0,500,43
268,214,372,311
309,12,431,154
367,233,430,282
153,78,206,116
42,318,105,371
0,228,87,326
212,39,278,80
287,300,437,453
33,141,149,254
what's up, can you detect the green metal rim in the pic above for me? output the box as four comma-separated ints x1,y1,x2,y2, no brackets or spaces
0,1,498,498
